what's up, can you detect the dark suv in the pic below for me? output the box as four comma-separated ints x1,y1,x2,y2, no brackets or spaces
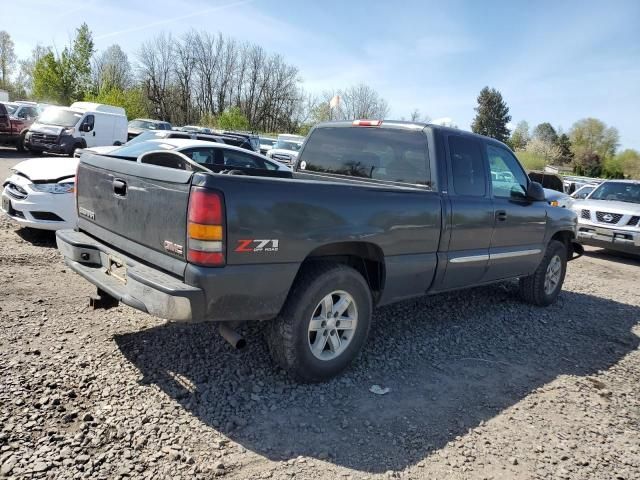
219,130,261,153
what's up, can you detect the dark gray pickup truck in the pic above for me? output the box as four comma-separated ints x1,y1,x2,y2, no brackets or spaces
56,121,582,382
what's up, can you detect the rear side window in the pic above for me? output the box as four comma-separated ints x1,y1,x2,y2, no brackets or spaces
300,127,430,187
224,150,266,169
448,136,486,197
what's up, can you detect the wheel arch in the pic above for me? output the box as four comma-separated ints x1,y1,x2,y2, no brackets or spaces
298,241,386,303
550,229,583,261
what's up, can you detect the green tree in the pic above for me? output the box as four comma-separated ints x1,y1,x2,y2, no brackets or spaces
32,51,65,103
573,153,602,177
84,86,149,119
556,133,573,165
0,31,17,90
569,118,618,159
217,106,250,131
614,149,640,179
532,122,558,145
471,86,511,142
508,120,530,150
32,23,95,104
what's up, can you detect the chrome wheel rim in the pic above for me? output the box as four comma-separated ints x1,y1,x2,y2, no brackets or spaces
544,254,562,295
308,290,358,361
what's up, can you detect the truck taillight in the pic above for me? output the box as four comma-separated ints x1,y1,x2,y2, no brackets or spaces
187,187,225,267
352,119,382,127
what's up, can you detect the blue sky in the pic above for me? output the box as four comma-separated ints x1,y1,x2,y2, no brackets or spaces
5,0,640,149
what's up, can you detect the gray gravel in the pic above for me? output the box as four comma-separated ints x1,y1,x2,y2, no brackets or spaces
1,148,639,479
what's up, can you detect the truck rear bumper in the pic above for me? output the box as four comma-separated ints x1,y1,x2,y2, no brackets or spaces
56,229,205,321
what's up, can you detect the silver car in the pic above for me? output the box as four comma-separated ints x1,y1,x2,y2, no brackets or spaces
571,180,640,254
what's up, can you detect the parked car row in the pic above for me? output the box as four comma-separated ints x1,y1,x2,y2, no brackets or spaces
2,136,290,231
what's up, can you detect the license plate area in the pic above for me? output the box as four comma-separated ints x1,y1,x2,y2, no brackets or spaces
106,255,127,284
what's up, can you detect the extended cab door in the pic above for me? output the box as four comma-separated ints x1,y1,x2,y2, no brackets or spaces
439,134,494,290
483,143,547,281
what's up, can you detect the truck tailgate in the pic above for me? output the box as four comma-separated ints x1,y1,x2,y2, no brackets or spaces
77,152,193,276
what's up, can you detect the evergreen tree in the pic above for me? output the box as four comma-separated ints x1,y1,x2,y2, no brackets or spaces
471,86,511,142
557,133,573,165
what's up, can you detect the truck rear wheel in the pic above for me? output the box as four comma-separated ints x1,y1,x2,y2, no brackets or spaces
266,262,372,382
519,240,567,306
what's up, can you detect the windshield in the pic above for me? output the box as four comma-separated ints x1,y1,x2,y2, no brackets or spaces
38,108,82,127
5,103,17,114
589,182,640,204
274,141,302,151
129,120,158,129
125,130,169,145
261,138,276,146
109,141,177,158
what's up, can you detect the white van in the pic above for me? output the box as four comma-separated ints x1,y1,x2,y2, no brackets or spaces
26,102,127,156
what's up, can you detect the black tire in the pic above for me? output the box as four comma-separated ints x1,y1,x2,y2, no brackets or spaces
519,240,567,306
69,144,83,157
266,262,372,383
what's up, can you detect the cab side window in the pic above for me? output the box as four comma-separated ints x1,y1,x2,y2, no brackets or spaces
486,144,528,198
448,136,486,196
82,115,95,131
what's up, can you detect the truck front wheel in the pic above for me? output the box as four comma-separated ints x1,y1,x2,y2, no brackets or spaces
519,240,567,306
266,263,372,382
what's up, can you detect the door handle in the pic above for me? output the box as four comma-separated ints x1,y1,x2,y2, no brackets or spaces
92,131,96,136
113,178,127,196
496,210,507,221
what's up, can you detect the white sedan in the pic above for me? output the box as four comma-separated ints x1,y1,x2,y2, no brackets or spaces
2,139,289,231
1,157,78,230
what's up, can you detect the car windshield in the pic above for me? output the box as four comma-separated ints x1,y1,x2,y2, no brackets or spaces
125,130,169,145
571,185,595,199
589,182,640,204
274,141,301,151
261,138,276,146
4,103,17,114
129,120,158,129
109,141,177,158
37,107,83,127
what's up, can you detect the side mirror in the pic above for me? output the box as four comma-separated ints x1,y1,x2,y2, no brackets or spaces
83,123,93,132
526,181,546,202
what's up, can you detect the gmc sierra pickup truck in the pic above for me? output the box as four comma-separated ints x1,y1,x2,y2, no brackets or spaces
56,121,582,382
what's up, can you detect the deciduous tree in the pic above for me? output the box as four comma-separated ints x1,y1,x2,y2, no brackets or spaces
532,122,558,145
0,31,17,89
508,120,530,151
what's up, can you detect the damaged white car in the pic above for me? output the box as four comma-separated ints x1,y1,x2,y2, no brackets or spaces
1,157,78,231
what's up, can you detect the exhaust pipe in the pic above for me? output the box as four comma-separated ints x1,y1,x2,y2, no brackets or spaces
219,324,246,350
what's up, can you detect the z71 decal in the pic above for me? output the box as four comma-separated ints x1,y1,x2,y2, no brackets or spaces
235,239,279,253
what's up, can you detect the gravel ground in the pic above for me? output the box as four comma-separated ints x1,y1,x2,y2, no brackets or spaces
1,148,639,479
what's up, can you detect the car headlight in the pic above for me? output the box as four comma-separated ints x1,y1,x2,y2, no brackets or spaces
30,182,75,194
549,200,559,207
61,128,74,136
